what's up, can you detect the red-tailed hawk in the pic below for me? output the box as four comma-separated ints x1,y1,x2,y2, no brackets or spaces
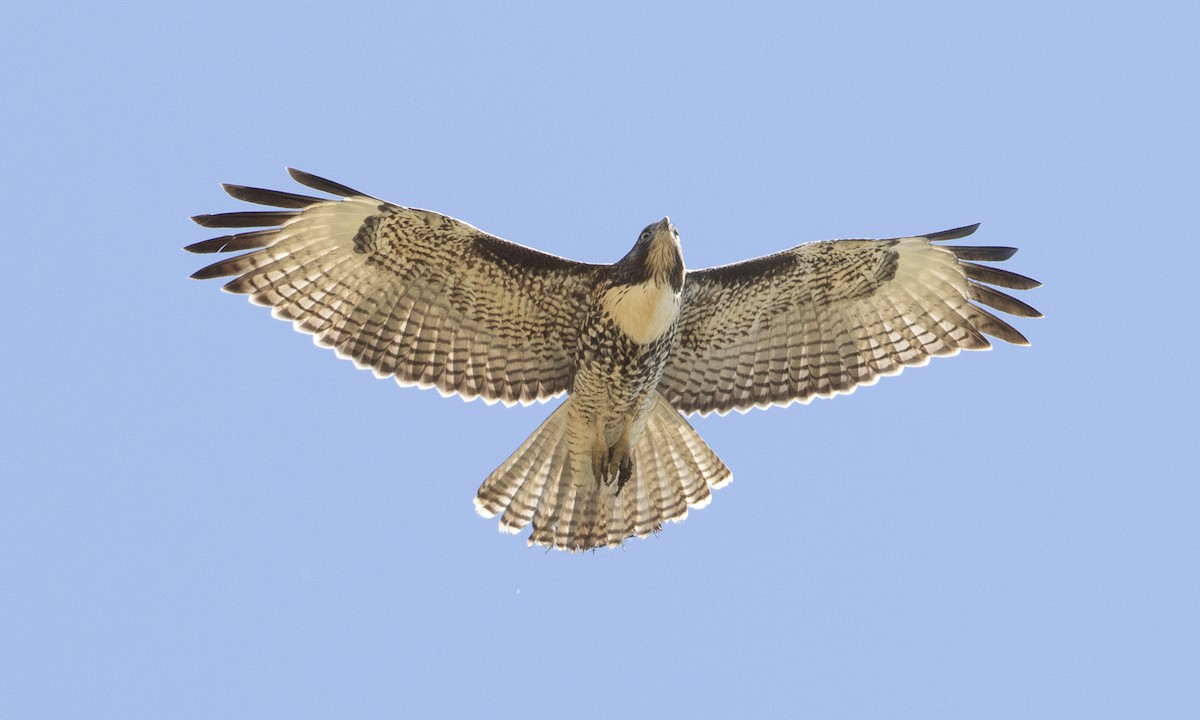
188,169,1041,551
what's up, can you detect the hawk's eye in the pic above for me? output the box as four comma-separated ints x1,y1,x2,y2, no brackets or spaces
640,231,651,242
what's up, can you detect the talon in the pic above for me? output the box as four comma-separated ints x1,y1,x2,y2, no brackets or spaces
616,455,632,495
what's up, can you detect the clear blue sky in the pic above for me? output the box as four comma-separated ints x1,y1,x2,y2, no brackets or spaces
3,2,1197,718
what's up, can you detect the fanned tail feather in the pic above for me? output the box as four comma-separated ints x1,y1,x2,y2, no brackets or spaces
474,395,731,551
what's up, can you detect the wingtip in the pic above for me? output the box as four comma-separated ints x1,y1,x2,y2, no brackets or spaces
188,265,219,280
926,223,981,242
1015,274,1044,292
285,167,368,198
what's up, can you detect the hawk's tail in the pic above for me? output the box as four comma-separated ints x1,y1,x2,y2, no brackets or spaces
474,394,732,551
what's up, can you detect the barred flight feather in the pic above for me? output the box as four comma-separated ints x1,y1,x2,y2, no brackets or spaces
658,225,1040,415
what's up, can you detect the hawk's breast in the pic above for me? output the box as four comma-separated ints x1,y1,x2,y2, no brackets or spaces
599,279,681,345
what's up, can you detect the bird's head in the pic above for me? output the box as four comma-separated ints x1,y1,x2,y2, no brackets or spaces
616,217,684,291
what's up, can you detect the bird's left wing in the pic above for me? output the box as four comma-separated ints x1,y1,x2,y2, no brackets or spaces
657,224,1041,416
188,169,603,406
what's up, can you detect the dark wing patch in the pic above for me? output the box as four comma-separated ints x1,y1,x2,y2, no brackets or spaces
658,224,1041,416
188,170,603,406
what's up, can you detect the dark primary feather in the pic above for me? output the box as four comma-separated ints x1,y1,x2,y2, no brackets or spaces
221,184,326,208
191,211,298,228
924,223,981,241
286,167,371,198
969,282,1043,318
185,229,276,256
960,261,1041,290
941,245,1018,262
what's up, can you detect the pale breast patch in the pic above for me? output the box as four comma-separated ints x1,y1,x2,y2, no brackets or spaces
600,280,681,344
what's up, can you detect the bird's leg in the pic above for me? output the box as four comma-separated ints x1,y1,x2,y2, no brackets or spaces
591,416,635,492
590,426,610,490
606,415,635,494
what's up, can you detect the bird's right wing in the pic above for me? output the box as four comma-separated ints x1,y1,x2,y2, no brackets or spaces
188,169,603,406
658,224,1041,416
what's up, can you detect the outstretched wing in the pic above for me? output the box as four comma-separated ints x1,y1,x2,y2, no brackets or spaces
658,224,1041,416
188,169,603,405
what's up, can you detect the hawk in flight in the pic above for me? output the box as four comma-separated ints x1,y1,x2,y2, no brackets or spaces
188,169,1041,551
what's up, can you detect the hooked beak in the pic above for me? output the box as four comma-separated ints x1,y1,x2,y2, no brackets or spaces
655,216,678,241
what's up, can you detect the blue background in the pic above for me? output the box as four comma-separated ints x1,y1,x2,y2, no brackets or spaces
3,2,1197,717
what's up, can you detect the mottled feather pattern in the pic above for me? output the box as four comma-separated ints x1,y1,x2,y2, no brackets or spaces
190,172,1039,551
189,170,602,406
658,225,1041,416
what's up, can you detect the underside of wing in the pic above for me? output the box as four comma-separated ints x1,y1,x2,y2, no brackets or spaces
658,223,1041,416
188,169,602,405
